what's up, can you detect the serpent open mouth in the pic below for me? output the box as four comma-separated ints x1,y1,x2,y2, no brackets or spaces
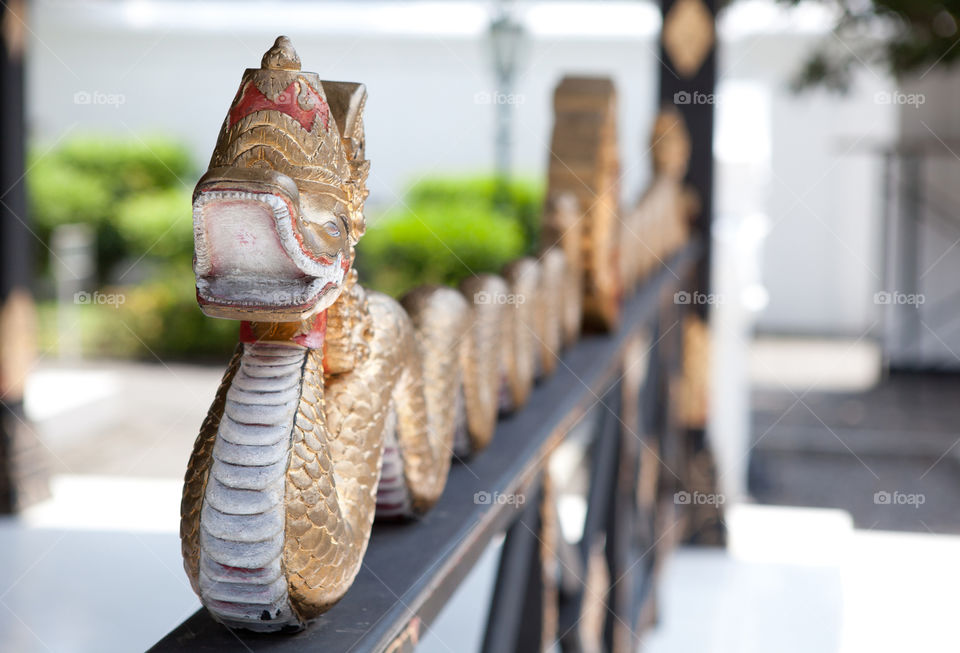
193,181,347,322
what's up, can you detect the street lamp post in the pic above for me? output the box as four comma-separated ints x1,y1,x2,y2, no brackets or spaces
487,5,527,202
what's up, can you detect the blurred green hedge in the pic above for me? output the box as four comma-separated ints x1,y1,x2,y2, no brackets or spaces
28,134,195,281
37,267,239,361
28,133,223,360
29,134,542,360
356,176,542,296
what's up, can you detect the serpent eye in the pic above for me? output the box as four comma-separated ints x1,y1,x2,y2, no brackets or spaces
322,220,340,237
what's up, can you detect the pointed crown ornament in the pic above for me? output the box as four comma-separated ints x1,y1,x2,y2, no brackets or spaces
208,36,369,244
192,37,369,322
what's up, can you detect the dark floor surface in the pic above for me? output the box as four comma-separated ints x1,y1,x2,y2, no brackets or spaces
749,372,960,534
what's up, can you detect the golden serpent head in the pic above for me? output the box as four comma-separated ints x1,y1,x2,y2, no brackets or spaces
192,36,369,322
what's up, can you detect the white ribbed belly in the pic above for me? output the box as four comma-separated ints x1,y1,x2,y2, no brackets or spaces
198,343,305,631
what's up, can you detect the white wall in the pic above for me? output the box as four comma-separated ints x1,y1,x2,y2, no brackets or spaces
716,2,899,336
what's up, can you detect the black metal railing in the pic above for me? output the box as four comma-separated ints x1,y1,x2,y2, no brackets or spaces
150,244,700,653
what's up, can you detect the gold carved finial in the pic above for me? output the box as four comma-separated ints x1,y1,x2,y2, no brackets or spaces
662,0,715,78
261,35,301,71
651,107,691,179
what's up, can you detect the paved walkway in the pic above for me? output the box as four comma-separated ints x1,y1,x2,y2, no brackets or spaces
646,504,960,653
25,358,225,478
749,339,960,533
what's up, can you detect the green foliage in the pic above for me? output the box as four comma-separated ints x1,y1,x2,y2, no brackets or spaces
405,176,543,248
356,175,542,297
37,264,238,362
27,133,217,360
27,157,113,228
114,188,194,260
51,135,193,196
27,133,195,280
783,0,960,92
108,264,238,360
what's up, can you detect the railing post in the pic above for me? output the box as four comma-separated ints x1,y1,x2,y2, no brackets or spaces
658,0,717,314
481,479,547,653
657,0,726,544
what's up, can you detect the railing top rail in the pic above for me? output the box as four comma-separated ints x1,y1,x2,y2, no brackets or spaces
150,246,696,653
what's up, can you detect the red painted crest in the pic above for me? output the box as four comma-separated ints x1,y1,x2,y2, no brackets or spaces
229,80,330,132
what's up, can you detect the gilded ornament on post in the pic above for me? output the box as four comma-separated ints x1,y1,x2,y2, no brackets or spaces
546,76,622,331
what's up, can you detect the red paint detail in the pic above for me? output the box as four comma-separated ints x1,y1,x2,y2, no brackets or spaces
293,310,327,349
239,321,257,343
235,230,255,246
239,310,326,349
228,80,329,132
213,563,267,578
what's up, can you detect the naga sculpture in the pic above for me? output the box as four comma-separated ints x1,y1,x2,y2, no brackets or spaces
621,108,697,291
180,37,586,632
547,76,622,331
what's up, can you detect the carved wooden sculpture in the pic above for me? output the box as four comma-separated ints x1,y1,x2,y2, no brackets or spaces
621,108,697,291
546,77,622,331
180,37,588,632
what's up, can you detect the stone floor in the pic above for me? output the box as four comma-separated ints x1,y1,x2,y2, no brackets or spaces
645,336,960,652
749,365,960,534
24,357,226,478
0,476,196,653
645,504,960,653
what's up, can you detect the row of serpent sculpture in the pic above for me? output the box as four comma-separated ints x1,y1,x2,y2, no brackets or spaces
180,36,694,632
